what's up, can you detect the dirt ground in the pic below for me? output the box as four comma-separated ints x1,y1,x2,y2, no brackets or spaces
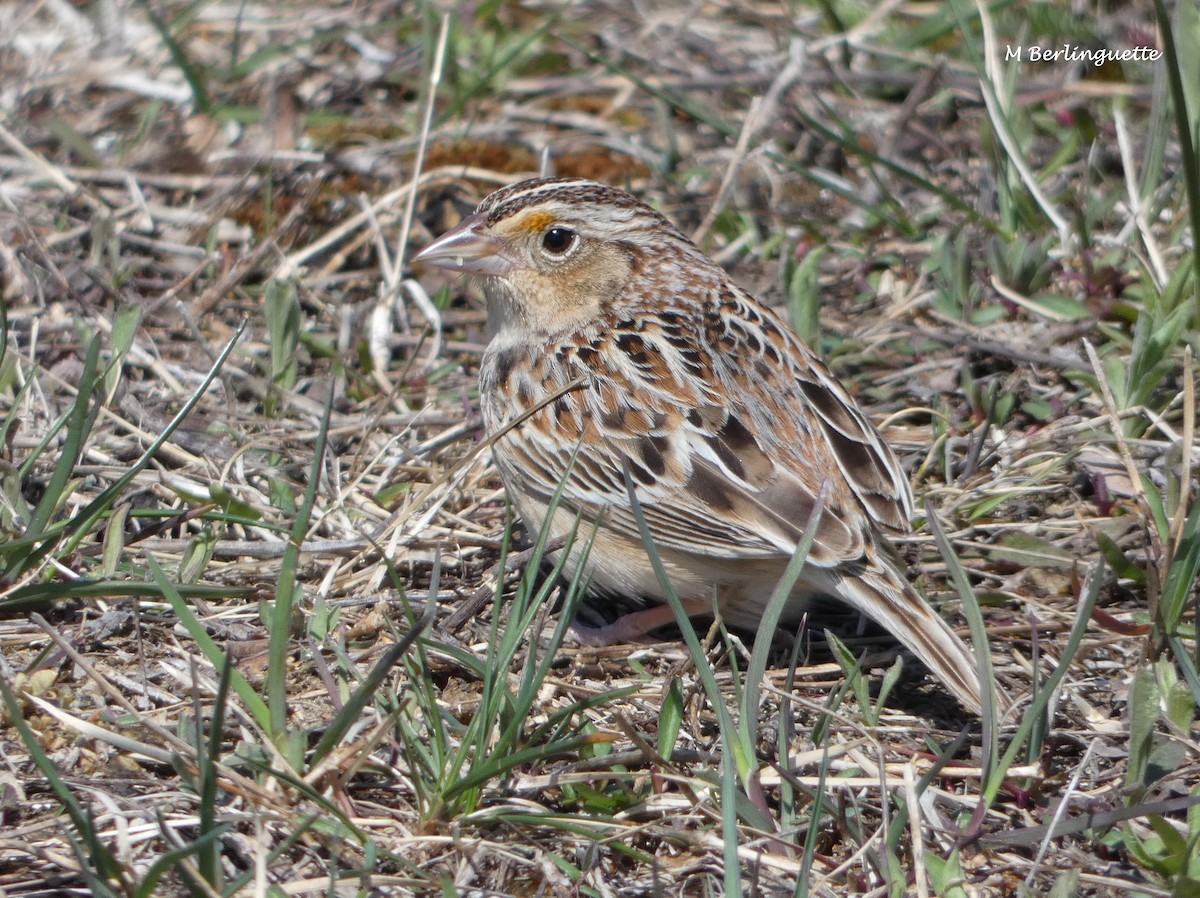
1,1,1195,895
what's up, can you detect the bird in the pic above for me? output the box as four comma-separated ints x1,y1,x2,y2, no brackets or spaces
413,176,986,713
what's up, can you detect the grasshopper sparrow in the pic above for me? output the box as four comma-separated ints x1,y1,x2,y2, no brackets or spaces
414,177,986,712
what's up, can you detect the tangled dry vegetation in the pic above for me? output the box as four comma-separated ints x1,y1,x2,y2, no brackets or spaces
1,1,1197,896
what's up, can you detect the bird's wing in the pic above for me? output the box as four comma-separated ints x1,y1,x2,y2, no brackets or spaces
487,285,911,570
702,284,915,533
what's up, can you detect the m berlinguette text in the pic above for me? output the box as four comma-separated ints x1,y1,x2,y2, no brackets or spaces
1005,44,1162,65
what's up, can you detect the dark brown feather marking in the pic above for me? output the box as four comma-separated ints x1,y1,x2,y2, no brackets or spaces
861,491,907,531
742,327,764,355
492,347,520,385
679,348,705,374
639,436,668,476
686,463,736,512
709,414,775,485
601,407,626,429
628,458,656,486
707,434,746,481
692,403,726,430
823,427,877,480
799,378,861,435
721,415,757,450
617,333,648,364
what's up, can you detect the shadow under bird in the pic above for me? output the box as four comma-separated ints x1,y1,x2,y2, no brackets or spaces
414,176,987,714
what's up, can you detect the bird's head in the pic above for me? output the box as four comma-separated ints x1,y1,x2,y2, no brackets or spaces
414,178,684,339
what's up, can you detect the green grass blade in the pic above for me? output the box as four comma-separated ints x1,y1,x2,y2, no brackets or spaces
135,819,230,898
982,560,1104,806
742,481,827,750
618,459,753,889
135,0,211,112
310,614,430,761
0,579,246,613
268,390,333,749
150,554,272,728
9,337,102,577
795,743,830,898
926,503,1001,762
1153,0,1200,324
5,320,246,581
194,652,233,889
0,672,126,887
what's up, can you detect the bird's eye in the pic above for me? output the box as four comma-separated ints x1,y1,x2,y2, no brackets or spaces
540,226,577,256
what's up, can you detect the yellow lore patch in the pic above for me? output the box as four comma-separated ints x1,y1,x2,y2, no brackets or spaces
516,210,555,235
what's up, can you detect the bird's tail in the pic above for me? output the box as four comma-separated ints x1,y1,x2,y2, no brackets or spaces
825,562,991,714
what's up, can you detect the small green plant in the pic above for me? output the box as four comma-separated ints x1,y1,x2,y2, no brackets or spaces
784,242,826,348
264,277,302,416
391,511,632,829
1106,660,1200,893
927,230,994,324
0,316,249,612
3,609,262,898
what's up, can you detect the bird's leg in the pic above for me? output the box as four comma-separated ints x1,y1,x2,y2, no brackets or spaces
568,598,712,645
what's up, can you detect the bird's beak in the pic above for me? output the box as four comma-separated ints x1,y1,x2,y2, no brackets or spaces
411,213,521,277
